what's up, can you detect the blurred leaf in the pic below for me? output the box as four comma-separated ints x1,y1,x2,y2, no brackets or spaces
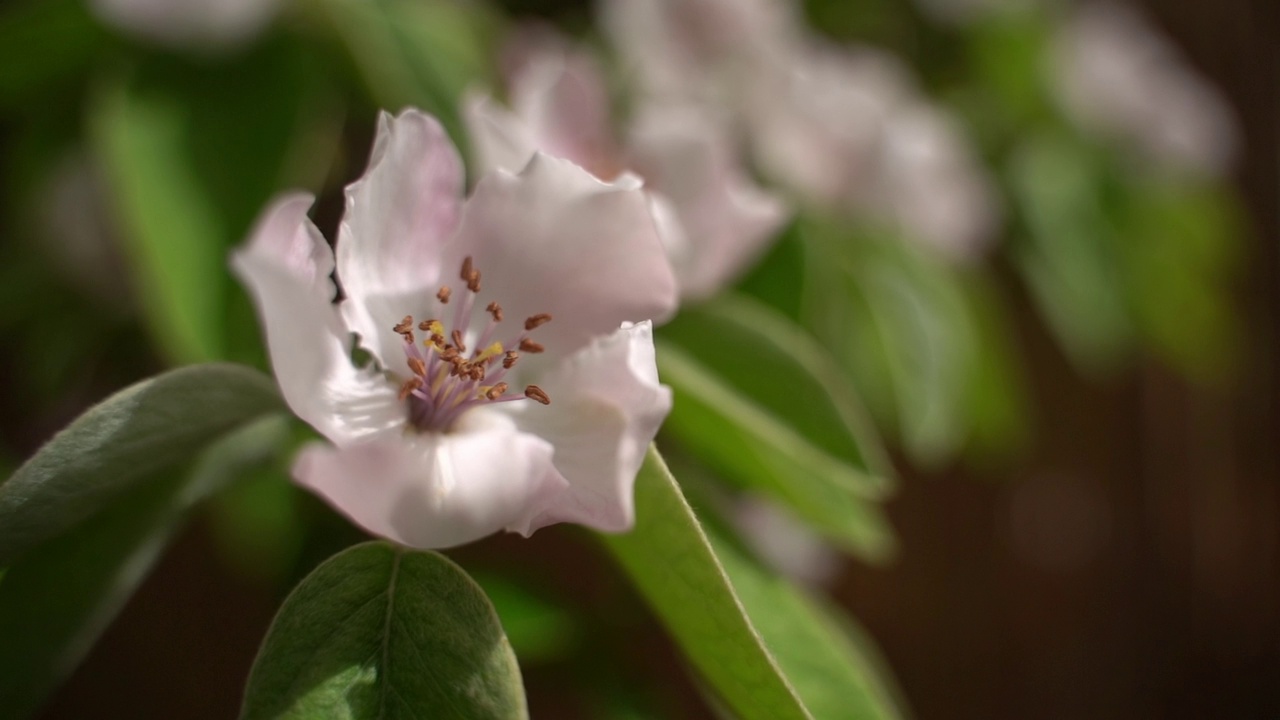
316,0,495,140
959,275,1030,459
607,447,903,719
0,414,289,720
91,74,228,362
89,37,340,364
472,572,579,663
241,542,527,720
602,447,811,720
0,0,108,110
658,344,896,562
802,223,978,465
708,529,906,720
1008,132,1134,373
1119,182,1243,382
662,293,893,481
208,466,305,584
0,363,282,564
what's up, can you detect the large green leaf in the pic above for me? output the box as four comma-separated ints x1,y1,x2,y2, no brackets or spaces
708,531,906,720
241,542,527,720
657,344,896,562
605,447,904,719
0,363,282,564
0,415,289,719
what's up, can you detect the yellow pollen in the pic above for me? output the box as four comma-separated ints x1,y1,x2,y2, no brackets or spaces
473,341,504,363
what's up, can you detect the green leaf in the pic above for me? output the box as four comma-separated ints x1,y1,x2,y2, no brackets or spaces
315,0,496,141
241,541,527,720
0,414,290,719
0,363,282,564
89,39,341,364
657,344,896,562
662,293,892,481
605,447,905,719
0,0,108,110
801,224,979,465
603,448,811,720
708,530,906,720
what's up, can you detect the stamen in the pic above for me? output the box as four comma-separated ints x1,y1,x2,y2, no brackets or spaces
451,329,466,354
394,315,415,341
503,351,519,369
485,382,509,400
486,302,503,322
437,286,452,304
461,256,481,293
519,339,545,353
524,385,551,405
398,377,423,401
407,357,427,377
524,313,552,330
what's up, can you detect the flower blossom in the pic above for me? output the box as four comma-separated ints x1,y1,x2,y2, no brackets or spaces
232,109,678,548
92,0,280,48
1052,2,1238,176
464,31,788,301
601,0,999,261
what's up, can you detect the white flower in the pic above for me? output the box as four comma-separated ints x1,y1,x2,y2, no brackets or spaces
749,43,1000,260
92,0,279,47
465,32,788,300
1052,2,1238,176
232,109,678,548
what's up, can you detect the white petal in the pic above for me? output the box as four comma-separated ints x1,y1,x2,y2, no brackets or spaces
628,103,790,300
443,153,678,360
294,410,565,549
514,321,672,533
91,0,279,47
337,109,466,366
231,194,403,444
464,91,540,177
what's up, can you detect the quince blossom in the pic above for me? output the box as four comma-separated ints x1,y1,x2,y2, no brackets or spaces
1052,2,1238,176
233,109,677,548
464,32,788,301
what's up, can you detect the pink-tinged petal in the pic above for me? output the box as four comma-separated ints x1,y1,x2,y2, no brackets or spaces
628,104,790,300
507,39,622,179
464,91,540,177
91,0,279,47
337,109,466,366
294,409,565,549
231,194,403,444
514,322,671,533
876,106,999,260
443,153,678,360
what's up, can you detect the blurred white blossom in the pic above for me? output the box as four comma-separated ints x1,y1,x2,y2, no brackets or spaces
466,31,788,300
92,0,281,48
1052,2,1239,176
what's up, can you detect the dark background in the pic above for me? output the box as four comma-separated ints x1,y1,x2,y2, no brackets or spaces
23,0,1280,717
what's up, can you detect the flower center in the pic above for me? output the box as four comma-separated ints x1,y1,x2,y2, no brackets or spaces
392,256,552,433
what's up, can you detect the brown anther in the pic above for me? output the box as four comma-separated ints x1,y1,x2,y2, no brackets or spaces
519,338,545,353
436,286,452,304
397,377,423,401
451,329,466,354
441,346,459,362
524,313,552,330
406,357,427,377
486,302,503,322
524,385,551,405
485,382,509,400
466,270,481,293
460,256,473,281
393,315,414,338
429,333,445,348
502,351,519,369
417,319,434,332
470,365,485,382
